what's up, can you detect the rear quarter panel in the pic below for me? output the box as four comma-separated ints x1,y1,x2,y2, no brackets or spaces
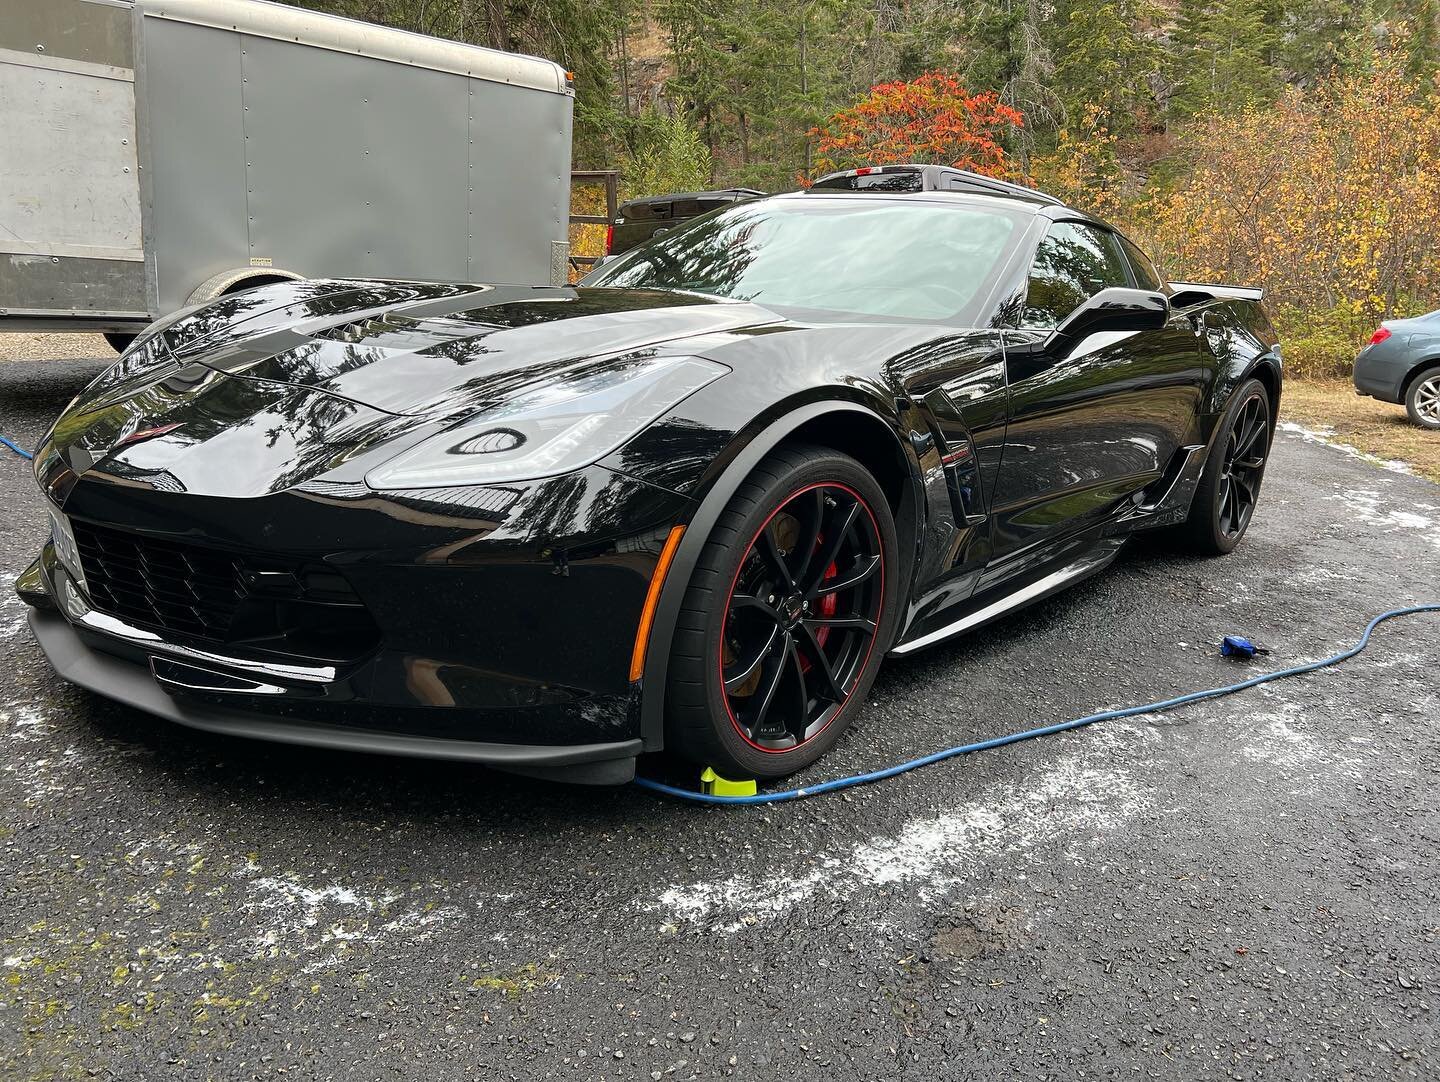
1197,298,1282,417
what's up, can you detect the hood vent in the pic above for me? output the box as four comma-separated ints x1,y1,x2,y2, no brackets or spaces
316,312,420,344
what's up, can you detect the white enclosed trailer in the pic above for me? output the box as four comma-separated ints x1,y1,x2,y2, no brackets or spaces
0,0,574,344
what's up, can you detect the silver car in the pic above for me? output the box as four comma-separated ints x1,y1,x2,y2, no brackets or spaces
1354,312,1440,429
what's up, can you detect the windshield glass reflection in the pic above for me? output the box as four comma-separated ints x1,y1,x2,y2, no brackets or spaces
588,199,1022,326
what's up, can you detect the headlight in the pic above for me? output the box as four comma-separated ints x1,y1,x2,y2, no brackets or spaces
365,354,727,490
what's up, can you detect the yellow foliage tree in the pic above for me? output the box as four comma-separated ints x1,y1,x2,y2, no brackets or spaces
1029,103,1125,216
1138,48,1440,375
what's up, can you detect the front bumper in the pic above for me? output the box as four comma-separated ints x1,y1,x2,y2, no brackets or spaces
19,459,693,784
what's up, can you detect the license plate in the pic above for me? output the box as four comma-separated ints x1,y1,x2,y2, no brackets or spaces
48,508,87,592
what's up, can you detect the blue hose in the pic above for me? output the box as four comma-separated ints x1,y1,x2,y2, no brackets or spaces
633,603,1440,806
0,434,32,461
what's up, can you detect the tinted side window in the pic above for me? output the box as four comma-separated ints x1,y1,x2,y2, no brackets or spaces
1021,222,1132,328
1117,234,1165,292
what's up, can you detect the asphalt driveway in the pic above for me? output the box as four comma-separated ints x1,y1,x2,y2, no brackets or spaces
2,354,1437,1080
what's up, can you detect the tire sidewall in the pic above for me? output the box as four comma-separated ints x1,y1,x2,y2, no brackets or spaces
697,453,901,778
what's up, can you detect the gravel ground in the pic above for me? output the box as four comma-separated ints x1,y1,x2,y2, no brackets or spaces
1,351,1438,1081
0,333,115,363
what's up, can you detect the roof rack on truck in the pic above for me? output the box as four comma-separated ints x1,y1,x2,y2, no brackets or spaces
807,165,1064,206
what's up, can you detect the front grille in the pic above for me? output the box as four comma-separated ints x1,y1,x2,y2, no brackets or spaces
71,521,381,661
75,522,247,640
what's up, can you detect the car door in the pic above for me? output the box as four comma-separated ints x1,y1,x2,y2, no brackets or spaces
984,220,1204,581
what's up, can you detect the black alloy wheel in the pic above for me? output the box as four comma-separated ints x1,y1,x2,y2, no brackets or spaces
1216,390,1269,542
719,481,884,752
666,444,898,778
1171,377,1272,555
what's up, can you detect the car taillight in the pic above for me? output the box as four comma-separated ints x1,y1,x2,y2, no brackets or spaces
604,225,613,255
1369,327,1391,345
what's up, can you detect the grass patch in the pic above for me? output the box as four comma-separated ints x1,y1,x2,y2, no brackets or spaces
1280,380,1440,484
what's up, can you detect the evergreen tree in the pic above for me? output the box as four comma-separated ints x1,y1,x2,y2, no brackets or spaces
1171,0,1281,117
958,0,1061,164
1275,0,1375,85
1051,0,1166,136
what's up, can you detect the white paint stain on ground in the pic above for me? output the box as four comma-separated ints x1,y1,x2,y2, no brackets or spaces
1287,564,1349,589
113,831,467,974
0,589,25,640
2,742,88,802
241,871,464,971
1234,702,1322,771
1277,421,1415,475
1,703,49,742
1326,488,1440,549
652,741,1154,933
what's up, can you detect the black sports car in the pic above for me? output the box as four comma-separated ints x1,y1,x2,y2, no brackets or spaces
17,165,1281,785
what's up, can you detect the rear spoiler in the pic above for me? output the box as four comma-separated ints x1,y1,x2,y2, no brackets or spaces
1169,281,1263,306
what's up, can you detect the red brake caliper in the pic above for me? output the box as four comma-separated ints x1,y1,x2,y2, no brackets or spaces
798,553,840,672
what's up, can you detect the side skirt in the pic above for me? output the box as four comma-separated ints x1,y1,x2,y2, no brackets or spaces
1108,443,1208,533
887,538,1125,656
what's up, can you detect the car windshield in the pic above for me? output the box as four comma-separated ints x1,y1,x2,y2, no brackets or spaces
584,198,1023,325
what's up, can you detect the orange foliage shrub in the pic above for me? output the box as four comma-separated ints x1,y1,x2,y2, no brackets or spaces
809,71,1024,178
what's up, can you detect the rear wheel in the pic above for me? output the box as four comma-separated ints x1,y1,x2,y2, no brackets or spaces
1170,378,1271,555
1405,365,1440,429
103,332,136,354
665,445,899,778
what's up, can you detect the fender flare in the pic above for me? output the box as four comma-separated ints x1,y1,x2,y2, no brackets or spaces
636,399,921,749
1400,355,1440,400
1243,353,1283,428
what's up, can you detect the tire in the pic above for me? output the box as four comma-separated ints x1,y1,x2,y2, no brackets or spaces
103,332,136,354
665,444,901,779
1405,364,1440,429
1169,378,1272,555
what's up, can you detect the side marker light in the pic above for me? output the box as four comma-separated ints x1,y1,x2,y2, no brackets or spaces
629,525,686,682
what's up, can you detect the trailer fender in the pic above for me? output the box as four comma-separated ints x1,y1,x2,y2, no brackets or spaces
188,267,305,305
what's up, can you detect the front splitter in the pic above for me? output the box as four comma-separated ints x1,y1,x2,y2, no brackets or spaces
26,608,640,784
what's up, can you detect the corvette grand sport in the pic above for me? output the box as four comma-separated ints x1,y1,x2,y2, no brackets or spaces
16,166,1281,784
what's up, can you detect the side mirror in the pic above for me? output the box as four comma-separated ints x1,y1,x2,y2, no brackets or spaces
1048,287,1169,357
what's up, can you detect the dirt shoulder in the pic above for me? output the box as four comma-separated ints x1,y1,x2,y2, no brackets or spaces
1279,379,1440,484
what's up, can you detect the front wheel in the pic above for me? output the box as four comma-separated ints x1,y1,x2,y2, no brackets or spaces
1405,365,1440,429
665,444,899,779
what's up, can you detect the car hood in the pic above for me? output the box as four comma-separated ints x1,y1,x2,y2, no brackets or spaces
161,281,787,417
37,282,790,502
